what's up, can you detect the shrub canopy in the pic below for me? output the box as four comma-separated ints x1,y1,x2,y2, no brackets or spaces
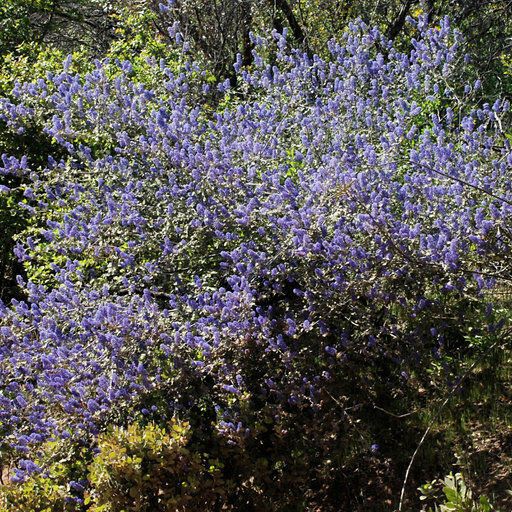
1,12,512,509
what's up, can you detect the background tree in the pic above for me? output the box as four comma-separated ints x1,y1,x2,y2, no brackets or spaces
0,0,116,57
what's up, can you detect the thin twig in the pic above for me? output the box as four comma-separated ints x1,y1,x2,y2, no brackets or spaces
373,404,421,419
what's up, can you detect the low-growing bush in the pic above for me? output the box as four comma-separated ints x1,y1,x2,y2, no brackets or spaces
87,420,224,511
419,472,498,512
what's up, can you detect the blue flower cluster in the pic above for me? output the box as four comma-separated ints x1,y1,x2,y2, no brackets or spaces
1,15,511,481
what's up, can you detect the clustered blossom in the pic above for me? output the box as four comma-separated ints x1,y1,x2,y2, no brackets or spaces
1,15,512,480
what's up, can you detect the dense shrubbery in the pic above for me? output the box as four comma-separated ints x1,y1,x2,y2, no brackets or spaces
0,1,181,302
1,7,512,511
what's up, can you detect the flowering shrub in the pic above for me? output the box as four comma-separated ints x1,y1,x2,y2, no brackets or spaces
1,11,512,509
0,438,89,510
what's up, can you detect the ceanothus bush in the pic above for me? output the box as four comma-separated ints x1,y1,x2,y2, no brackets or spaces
0,11,511,501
